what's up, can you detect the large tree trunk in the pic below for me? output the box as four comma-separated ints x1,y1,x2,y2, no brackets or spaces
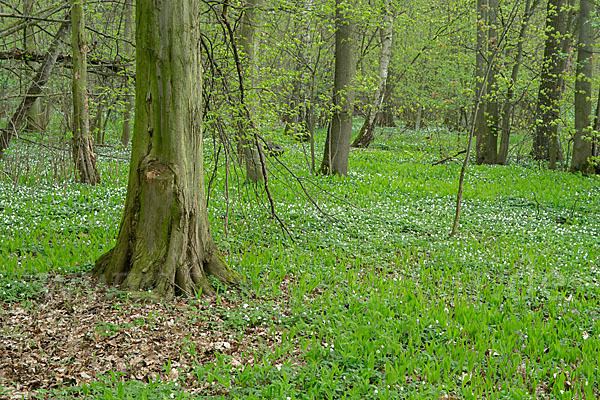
320,0,355,176
474,0,488,164
498,0,538,165
351,1,394,148
533,0,569,161
0,20,69,157
93,0,239,298
71,0,100,185
571,0,594,173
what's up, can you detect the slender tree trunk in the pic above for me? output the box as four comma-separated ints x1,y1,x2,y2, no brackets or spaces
91,101,104,143
415,106,423,130
120,0,134,148
474,0,488,164
352,3,394,148
285,0,313,143
299,0,317,171
592,86,600,170
71,0,100,184
571,0,594,173
480,0,499,164
549,0,576,169
377,82,396,127
0,20,69,157
533,0,568,161
94,0,239,299
498,0,537,165
238,0,265,183
23,0,47,133
320,0,355,176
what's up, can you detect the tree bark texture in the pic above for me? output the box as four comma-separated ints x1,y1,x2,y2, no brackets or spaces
482,0,499,165
0,20,69,157
548,1,576,169
71,0,100,184
285,0,314,143
592,86,600,171
23,0,49,133
320,0,355,176
498,0,538,165
351,2,394,148
571,0,594,173
120,0,134,148
93,0,240,298
238,0,265,183
533,0,569,161
377,82,396,127
474,0,488,164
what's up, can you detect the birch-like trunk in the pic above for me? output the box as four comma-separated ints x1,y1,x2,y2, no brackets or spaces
351,2,394,148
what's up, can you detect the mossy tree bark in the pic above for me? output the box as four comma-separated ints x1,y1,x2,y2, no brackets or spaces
533,0,570,162
71,0,100,185
571,0,594,174
93,0,240,298
320,0,355,176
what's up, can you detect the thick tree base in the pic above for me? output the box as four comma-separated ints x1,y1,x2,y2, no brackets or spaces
93,160,240,299
93,247,239,299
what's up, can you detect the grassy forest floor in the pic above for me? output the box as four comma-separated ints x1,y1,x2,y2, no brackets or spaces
0,124,599,399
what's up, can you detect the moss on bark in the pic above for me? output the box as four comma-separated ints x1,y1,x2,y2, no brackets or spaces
93,0,240,299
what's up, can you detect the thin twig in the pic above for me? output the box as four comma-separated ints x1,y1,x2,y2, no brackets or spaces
432,149,466,166
450,0,520,237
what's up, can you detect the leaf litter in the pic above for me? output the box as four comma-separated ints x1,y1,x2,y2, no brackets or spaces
0,274,295,399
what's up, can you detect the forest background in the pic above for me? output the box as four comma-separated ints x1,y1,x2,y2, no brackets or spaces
0,0,599,398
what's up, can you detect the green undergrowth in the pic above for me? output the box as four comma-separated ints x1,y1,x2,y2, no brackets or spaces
1,124,599,399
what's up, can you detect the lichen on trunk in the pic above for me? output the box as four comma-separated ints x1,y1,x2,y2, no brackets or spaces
93,0,239,299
